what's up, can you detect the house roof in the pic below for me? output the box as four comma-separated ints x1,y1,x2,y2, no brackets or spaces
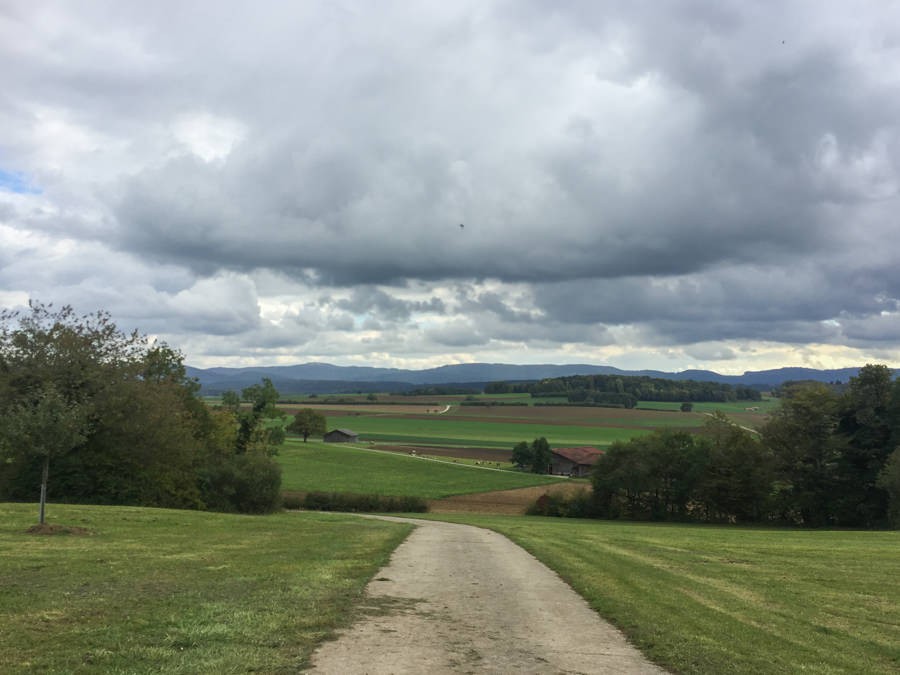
328,428,358,436
551,446,603,466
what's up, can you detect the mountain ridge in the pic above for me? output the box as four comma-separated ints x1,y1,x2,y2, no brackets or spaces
184,361,867,395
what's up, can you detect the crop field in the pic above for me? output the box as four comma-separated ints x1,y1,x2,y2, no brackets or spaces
277,439,564,497
0,503,411,673
419,513,900,674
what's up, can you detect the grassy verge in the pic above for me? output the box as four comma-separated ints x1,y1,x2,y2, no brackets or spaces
277,439,564,497
413,514,900,674
0,503,411,673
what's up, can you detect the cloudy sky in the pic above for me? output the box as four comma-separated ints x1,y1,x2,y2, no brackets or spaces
2,1,900,373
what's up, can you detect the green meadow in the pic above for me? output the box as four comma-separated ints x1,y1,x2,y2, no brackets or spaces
418,513,900,675
0,503,410,673
277,439,563,497
325,413,654,448
11,396,892,674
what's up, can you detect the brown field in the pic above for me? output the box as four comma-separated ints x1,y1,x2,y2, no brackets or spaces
429,483,590,514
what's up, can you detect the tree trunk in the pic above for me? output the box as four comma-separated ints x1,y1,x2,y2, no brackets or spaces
39,454,50,525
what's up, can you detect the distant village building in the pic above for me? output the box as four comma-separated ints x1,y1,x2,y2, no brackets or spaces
549,446,603,477
323,428,359,443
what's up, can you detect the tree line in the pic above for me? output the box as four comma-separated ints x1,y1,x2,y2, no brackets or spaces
534,365,900,528
0,303,290,517
486,373,762,406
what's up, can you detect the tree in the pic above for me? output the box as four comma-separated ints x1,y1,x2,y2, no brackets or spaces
761,383,843,526
0,303,144,521
531,437,551,474
510,438,551,473
680,402,693,412
0,302,283,515
226,378,285,455
697,412,773,522
876,447,900,528
0,386,89,523
834,364,895,526
511,441,531,469
288,408,327,442
591,430,709,521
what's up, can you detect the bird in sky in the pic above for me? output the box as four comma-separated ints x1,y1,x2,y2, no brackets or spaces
459,223,464,229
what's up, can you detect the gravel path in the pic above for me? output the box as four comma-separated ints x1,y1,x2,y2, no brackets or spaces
305,517,666,674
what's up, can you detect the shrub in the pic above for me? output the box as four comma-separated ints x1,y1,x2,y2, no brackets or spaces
300,491,428,513
200,454,283,514
526,489,595,518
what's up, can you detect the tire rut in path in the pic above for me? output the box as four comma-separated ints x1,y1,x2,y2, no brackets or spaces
305,517,666,674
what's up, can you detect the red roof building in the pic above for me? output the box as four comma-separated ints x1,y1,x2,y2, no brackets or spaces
549,446,604,477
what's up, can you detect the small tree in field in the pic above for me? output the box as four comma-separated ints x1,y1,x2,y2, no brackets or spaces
288,408,327,442
1,387,89,524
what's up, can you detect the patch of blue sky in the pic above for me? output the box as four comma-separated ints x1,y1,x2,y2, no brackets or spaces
0,169,41,194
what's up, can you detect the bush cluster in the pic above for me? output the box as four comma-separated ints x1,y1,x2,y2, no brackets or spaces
297,491,428,513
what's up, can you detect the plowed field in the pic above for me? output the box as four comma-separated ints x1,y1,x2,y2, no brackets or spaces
428,482,589,514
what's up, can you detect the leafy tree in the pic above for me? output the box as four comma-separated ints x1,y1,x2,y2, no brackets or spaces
680,402,693,412
592,430,709,521
834,364,895,526
697,412,773,522
876,447,900,528
531,437,552,474
510,437,551,473
592,440,652,519
0,386,89,523
511,441,531,469
229,378,285,455
761,383,843,526
0,302,282,516
0,303,144,520
288,408,327,442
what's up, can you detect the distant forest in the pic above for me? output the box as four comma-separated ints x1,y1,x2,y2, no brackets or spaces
485,373,762,407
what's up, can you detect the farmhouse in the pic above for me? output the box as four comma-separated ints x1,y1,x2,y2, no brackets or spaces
323,428,359,443
550,446,603,477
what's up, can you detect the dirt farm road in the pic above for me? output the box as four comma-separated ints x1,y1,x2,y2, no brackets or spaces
305,517,666,674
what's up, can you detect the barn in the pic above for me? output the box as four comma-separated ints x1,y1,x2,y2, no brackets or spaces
549,446,603,477
323,428,359,443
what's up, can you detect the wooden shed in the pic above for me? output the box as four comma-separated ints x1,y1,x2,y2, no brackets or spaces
549,446,603,477
323,428,359,443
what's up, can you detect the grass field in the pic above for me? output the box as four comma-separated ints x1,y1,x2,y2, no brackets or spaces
277,439,564,497
325,413,654,448
417,513,900,674
281,397,772,452
0,503,411,673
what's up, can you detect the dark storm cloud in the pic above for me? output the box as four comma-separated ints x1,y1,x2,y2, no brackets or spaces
4,1,900,365
334,287,446,322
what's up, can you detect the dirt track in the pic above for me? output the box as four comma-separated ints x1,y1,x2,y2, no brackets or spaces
305,517,665,674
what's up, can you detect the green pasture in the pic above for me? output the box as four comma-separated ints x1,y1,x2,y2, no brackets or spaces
0,503,410,674
420,513,900,674
277,439,563,497
325,413,652,448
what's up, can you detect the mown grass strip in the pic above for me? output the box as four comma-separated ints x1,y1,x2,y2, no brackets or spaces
277,440,563,497
415,514,900,674
0,503,411,674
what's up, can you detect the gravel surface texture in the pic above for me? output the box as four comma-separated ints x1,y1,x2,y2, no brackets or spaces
305,516,666,674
